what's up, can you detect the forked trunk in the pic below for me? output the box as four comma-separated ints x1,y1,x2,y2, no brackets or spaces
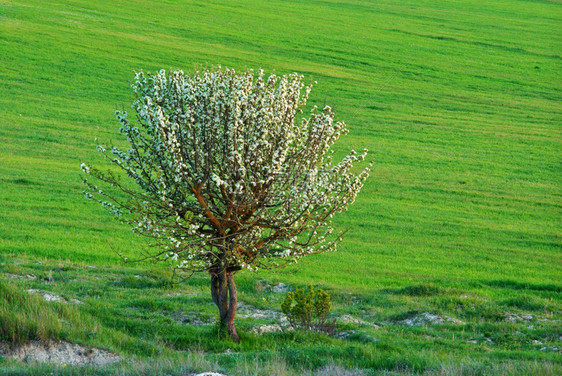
210,268,239,342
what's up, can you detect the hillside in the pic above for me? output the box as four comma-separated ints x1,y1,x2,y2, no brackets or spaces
0,0,560,375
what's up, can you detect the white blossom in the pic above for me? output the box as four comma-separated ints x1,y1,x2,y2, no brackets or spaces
82,66,370,273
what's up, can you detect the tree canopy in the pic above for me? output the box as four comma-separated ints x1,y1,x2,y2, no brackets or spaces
82,67,370,341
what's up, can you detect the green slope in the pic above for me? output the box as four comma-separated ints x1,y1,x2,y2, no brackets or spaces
1,0,560,285
0,0,561,374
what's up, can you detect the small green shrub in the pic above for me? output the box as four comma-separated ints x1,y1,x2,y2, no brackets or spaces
281,285,336,334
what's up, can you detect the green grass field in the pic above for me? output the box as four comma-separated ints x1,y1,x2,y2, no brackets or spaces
0,0,561,374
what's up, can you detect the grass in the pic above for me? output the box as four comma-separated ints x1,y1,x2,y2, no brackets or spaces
0,0,561,374
0,280,88,345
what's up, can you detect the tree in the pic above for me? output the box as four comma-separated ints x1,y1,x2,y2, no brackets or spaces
81,67,370,342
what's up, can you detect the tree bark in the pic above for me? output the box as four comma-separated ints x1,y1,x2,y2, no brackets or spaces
210,268,240,342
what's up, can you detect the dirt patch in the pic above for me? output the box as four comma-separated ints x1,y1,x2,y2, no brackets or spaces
339,314,380,329
467,337,493,344
0,340,121,366
237,302,293,334
254,280,291,293
539,346,559,352
251,324,285,334
334,330,377,343
237,302,283,320
271,283,290,293
27,289,83,304
504,312,533,323
397,312,464,326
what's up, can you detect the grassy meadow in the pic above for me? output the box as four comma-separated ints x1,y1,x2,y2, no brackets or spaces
0,0,561,374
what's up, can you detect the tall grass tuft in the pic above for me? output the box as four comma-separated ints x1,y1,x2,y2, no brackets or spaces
0,280,96,345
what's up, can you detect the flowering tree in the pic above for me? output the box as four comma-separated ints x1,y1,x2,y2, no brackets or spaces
81,67,370,342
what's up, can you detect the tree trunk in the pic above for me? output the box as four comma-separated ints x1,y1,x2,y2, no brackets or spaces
210,268,240,342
